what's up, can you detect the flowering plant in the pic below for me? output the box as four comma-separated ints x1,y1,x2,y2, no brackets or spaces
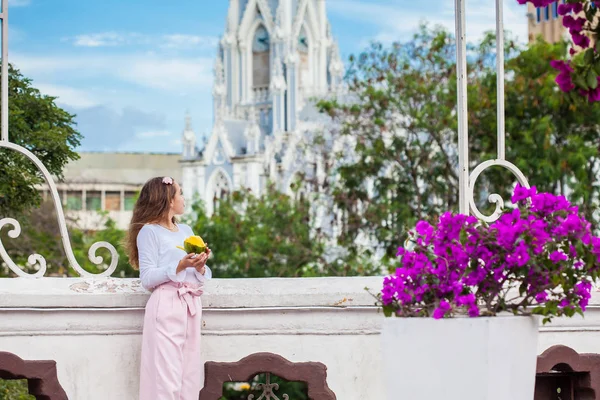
519,0,600,102
378,185,600,323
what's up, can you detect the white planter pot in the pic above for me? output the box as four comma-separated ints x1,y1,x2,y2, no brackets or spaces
381,316,539,400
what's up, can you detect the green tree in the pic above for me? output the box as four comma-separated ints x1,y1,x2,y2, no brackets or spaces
187,185,324,278
0,379,33,400
220,374,307,400
186,184,377,278
0,201,132,277
0,64,81,217
311,25,600,265
313,24,491,264
71,216,134,277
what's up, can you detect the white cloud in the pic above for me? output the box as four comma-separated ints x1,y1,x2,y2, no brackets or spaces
136,130,172,138
161,34,220,50
35,83,99,109
73,106,170,151
9,0,31,7
9,26,26,43
12,52,214,92
120,57,213,90
329,0,529,46
68,32,219,50
72,32,134,47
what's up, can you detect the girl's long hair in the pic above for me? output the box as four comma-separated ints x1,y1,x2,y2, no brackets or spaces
126,177,177,270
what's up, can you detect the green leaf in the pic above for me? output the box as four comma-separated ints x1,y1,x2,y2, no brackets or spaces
574,74,589,90
587,69,598,89
382,305,395,318
572,51,586,67
584,48,595,65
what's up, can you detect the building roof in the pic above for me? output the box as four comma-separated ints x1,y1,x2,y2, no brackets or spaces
61,152,182,185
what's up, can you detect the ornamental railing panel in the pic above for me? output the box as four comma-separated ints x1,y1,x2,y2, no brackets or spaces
199,352,336,400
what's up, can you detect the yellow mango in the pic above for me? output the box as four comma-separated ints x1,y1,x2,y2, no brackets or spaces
176,235,207,254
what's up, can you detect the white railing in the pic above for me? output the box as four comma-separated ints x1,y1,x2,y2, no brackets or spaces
455,0,530,222
0,0,118,278
1,0,6,142
252,85,270,103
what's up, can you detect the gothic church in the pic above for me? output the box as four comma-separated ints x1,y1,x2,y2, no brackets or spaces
180,0,344,214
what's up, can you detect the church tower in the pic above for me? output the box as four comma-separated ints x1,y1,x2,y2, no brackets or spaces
218,0,344,134
180,0,344,213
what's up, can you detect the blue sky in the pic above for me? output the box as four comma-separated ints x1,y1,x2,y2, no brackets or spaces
9,0,528,154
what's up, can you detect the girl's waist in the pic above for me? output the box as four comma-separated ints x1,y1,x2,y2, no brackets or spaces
160,280,203,290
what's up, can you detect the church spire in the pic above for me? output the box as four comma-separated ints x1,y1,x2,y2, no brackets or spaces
245,100,261,155
185,111,192,132
270,45,287,134
273,2,286,42
270,46,287,93
214,56,225,85
226,0,239,34
182,111,197,159
329,41,345,92
213,55,227,122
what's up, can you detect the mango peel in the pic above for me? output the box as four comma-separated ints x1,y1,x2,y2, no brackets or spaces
176,235,207,254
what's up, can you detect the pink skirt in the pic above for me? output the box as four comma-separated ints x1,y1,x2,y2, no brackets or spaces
139,281,204,400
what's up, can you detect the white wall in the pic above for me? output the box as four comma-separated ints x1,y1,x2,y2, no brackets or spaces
0,277,599,399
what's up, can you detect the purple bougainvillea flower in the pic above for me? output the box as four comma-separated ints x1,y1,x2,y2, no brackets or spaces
380,180,600,321
433,300,451,319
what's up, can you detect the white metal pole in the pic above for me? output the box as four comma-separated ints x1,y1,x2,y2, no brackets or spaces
1,0,7,142
455,0,469,215
496,0,505,160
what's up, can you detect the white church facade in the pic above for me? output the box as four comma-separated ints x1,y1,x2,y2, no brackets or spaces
180,0,344,214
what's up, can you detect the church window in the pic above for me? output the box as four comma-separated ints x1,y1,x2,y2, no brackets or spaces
298,26,309,88
252,25,270,88
212,171,231,209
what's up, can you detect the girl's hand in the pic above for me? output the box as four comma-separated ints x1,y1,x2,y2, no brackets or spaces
196,248,212,275
177,252,208,273
195,247,211,275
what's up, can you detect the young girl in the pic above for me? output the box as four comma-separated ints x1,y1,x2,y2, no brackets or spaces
126,176,212,400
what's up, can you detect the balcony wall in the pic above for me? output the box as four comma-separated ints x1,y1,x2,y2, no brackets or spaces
0,276,599,399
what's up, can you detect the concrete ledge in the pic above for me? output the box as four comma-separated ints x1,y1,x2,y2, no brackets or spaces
0,276,384,308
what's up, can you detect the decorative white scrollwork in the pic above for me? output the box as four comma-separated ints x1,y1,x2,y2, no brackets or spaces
467,159,530,223
455,0,531,224
0,141,118,278
0,218,47,277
